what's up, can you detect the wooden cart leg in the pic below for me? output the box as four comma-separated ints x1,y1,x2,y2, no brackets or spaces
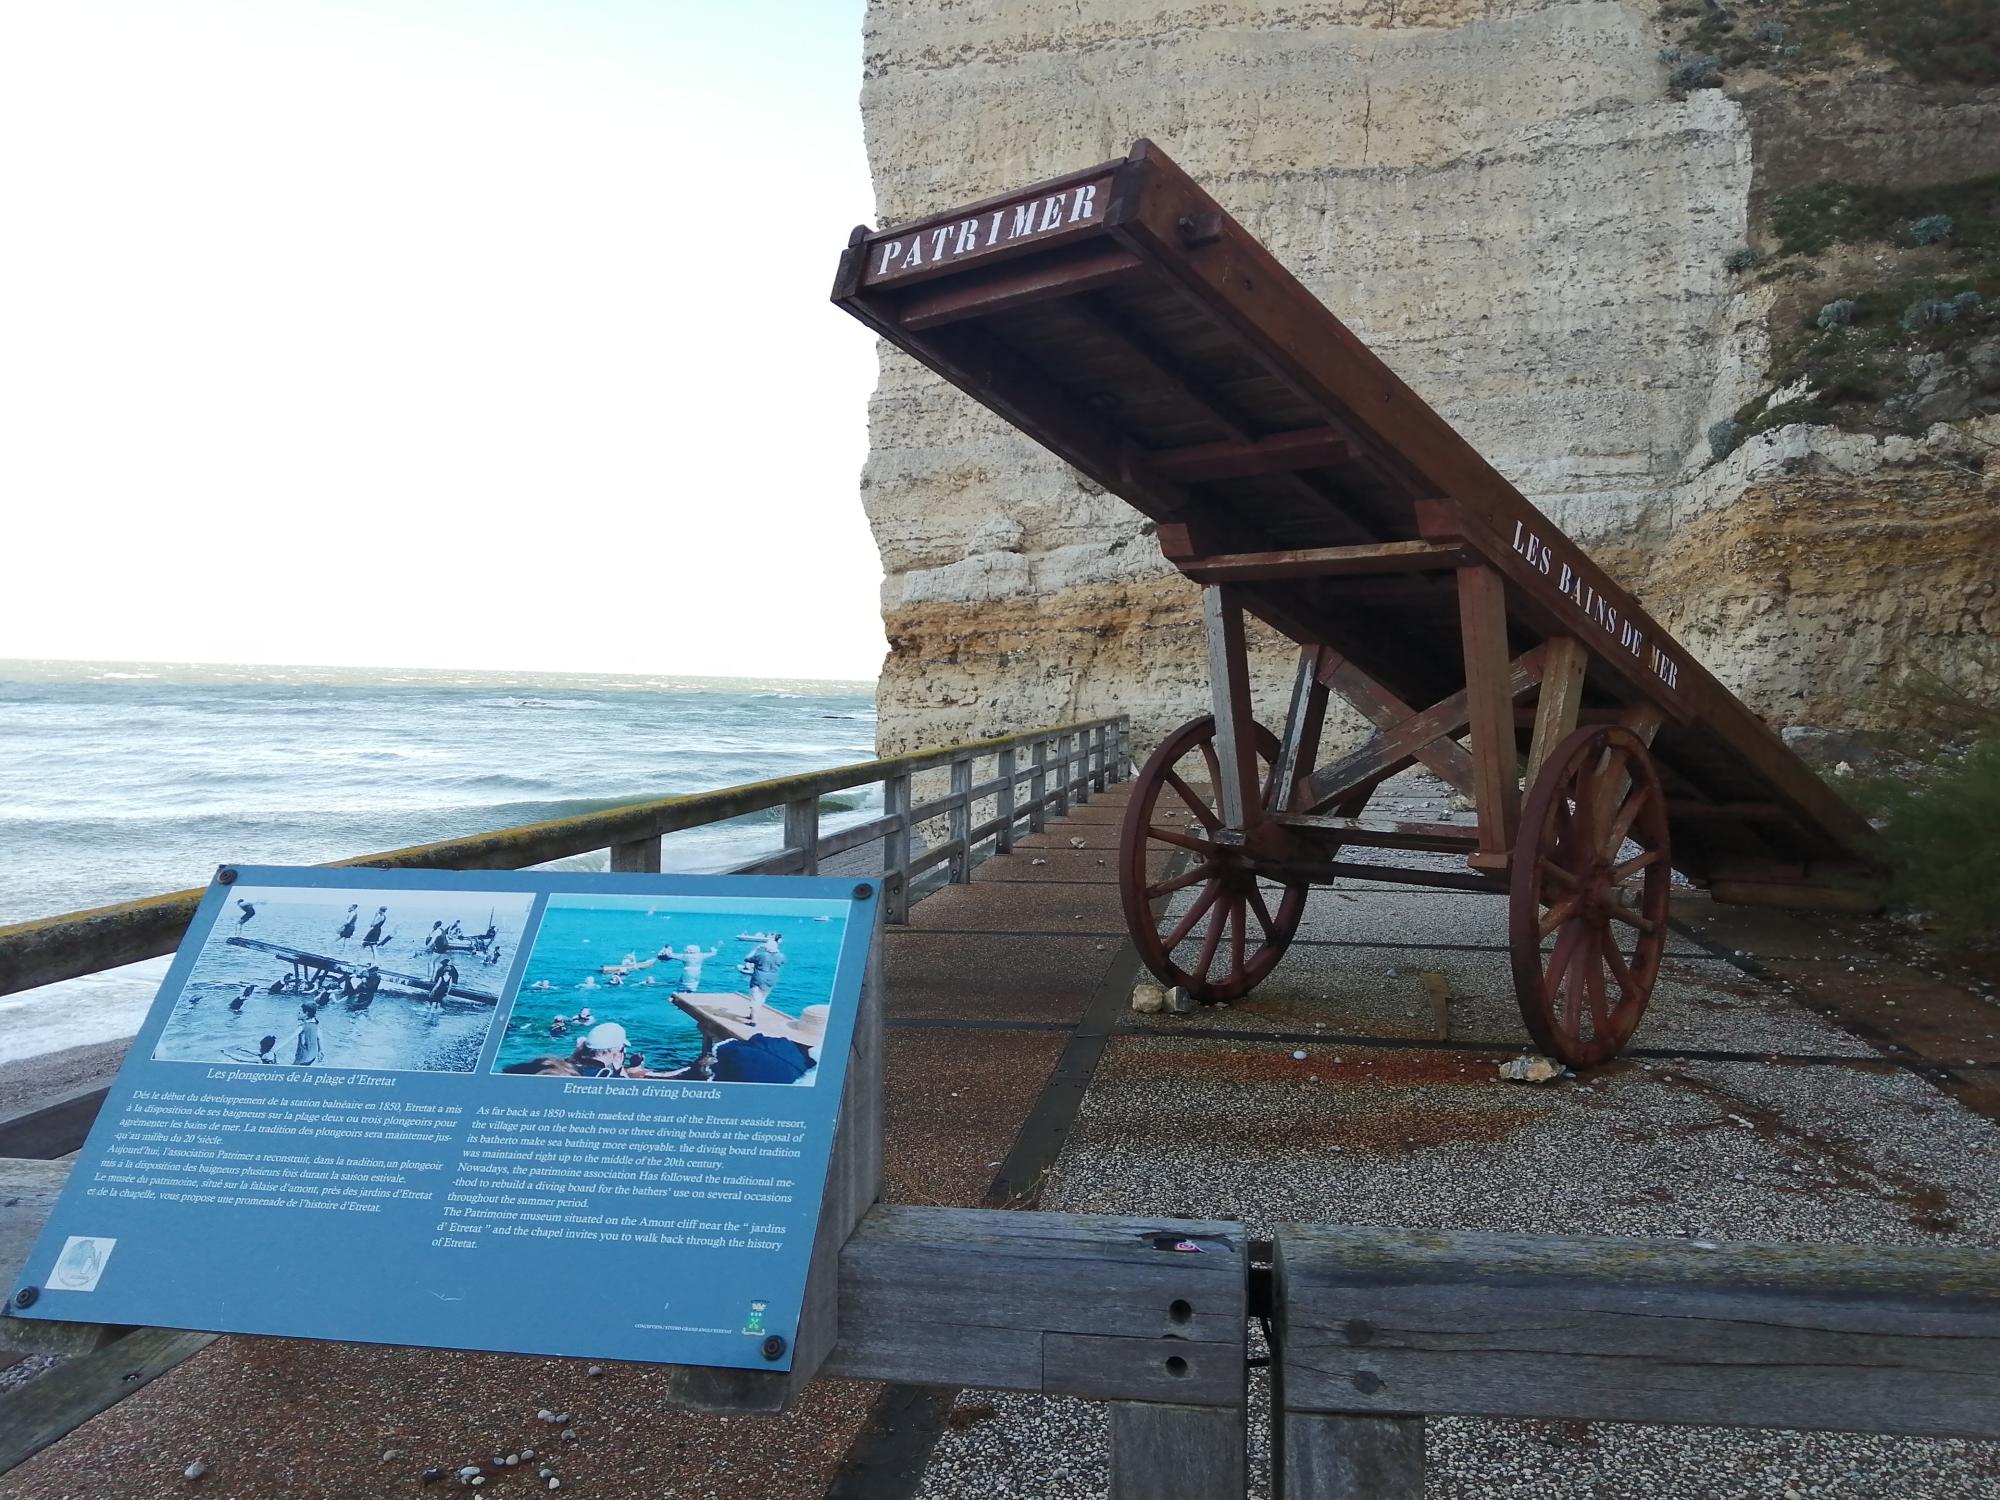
1202,585,1264,831
1524,636,1589,790
1591,704,1665,833
1455,565,1521,868
1271,645,1332,813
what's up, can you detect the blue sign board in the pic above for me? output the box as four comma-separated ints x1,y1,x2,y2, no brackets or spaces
12,866,875,1371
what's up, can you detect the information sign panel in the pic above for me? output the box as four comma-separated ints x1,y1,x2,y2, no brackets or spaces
11,866,876,1372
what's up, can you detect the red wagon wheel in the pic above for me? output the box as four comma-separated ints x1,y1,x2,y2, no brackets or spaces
1510,724,1672,1068
1118,716,1308,1003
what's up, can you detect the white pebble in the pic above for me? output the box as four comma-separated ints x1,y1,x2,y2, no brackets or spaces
1292,1050,1308,1060
183,1462,208,1482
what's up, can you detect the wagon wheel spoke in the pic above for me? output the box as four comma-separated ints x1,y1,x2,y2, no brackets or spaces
1163,882,1224,949
1552,924,1593,1036
1192,896,1229,980
1605,901,1656,934
1229,894,1247,979
1604,786,1648,855
1542,920,1589,1005
1148,824,1218,856
1538,895,1581,939
1148,860,1218,900
1163,770,1220,831
1583,948,1610,1032
1539,858,1577,889
1603,935,1636,998
1246,883,1278,942
1610,849,1660,883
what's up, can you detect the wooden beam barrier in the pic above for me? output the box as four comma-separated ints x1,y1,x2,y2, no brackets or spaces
1276,1224,2000,1460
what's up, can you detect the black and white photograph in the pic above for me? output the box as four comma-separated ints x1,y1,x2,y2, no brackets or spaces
148,884,534,1073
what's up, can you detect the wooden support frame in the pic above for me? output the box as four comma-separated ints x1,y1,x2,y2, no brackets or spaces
1178,540,1468,585
1523,635,1589,790
1455,564,1522,867
1300,646,1548,814
1271,646,1332,813
1143,429,1351,485
1202,585,1263,831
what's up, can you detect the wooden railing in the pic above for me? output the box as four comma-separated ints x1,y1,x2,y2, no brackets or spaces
0,715,1131,999
3,1184,1996,1488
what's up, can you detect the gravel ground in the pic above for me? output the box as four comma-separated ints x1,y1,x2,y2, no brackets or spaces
919,858,2000,1497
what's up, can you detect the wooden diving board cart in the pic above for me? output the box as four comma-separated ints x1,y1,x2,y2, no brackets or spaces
832,140,1884,1068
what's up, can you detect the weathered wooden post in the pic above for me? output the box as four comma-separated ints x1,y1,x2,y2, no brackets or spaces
1052,733,1072,817
995,747,1017,853
1028,740,1049,833
609,834,662,873
883,772,913,922
785,795,820,876
947,754,972,882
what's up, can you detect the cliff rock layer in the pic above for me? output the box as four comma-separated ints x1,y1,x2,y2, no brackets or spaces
857,0,2000,751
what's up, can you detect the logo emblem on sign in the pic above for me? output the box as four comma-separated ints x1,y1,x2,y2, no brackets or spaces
742,1299,768,1335
50,1235,117,1292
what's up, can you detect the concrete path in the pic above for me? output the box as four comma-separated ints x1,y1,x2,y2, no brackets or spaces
6,774,2000,1498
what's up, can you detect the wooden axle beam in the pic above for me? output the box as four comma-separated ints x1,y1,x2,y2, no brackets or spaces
1269,814,1480,854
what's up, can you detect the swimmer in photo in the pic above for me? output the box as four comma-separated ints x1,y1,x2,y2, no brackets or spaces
293,1003,323,1065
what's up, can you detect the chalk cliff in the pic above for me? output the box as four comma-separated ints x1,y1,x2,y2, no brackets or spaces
856,0,2000,752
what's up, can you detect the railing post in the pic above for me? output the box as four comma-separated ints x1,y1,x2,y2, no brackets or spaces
1110,1403,1245,1499
1074,729,1091,805
947,754,972,882
1053,733,1072,816
1279,1415,1424,1500
995,747,1017,854
883,773,912,922
609,836,661,873
1029,741,1048,833
784,795,820,876
1092,724,1108,792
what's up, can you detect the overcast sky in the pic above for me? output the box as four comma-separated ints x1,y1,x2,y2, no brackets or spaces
0,1,885,682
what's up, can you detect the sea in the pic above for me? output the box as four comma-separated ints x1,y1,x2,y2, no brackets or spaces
0,660,879,1067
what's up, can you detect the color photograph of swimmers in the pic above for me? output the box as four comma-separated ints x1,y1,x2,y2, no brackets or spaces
149,885,533,1073
491,894,849,1086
